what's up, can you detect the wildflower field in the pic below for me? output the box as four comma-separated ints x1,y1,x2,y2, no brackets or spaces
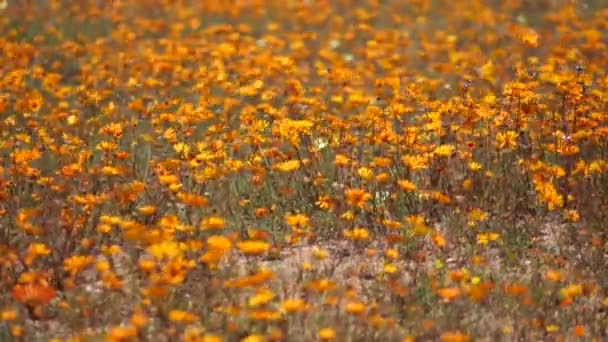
1,0,608,340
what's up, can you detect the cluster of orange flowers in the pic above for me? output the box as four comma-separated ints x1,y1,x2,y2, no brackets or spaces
1,0,607,341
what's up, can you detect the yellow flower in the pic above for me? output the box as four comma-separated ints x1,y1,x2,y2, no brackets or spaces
207,235,232,252
101,245,121,256
477,232,500,245
274,159,301,172
173,142,191,158
545,324,559,333
488,233,500,241
202,336,222,342
285,213,309,228
200,216,226,230
343,227,370,241
163,128,178,144
66,114,79,125
96,140,117,152
248,289,275,308
237,240,269,255
101,166,122,176
559,284,582,299
159,174,179,185
63,255,93,277
496,131,518,150
312,247,329,259
468,161,482,172
318,328,336,340
406,215,428,235
357,167,374,181
340,210,355,221
402,154,429,170
138,205,157,216
27,243,50,257
168,310,199,323
280,298,307,313
241,335,265,342
1,309,17,321
148,241,184,260
385,249,399,259
383,263,398,274
468,209,488,222
477,234,489,245
433,144,454,157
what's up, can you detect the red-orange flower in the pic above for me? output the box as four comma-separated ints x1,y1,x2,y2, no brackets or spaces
12,283,56,307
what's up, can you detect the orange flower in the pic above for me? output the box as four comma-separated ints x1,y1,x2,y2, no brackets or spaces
545,269,563,282
106,326,137,342
224,269,275,289
345,301,366,315
308,278,336,292
432,232,446,248
440,330,469,342
344,188,372,208
398,179,417,192
253,207,270,218
177,192,209,207
334,154,351,167
437,287,461,302
248,310,282,321
25,90,44,112
572,325,585,337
